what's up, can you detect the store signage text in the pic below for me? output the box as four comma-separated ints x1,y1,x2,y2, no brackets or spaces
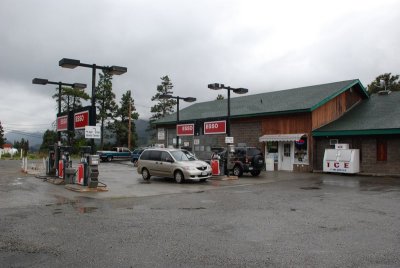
325,161,351,173
74,110,89,130
204,120,226,134
57,115,68,132
177,124,194,136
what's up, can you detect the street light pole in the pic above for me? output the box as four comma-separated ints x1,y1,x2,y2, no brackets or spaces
176,97,180,148
32,78,86,173
32,78,87,144
227,87,231,136
207,83,248,138
59,58,127,154
158,94,196,148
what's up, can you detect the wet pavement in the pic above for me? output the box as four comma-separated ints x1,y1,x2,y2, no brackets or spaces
1,159,400,267
1,158,400,211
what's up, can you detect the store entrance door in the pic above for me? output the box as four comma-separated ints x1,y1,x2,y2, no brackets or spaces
279,142,293,171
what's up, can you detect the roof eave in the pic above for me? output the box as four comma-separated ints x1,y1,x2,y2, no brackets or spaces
154,109,311,125
312,129,400,136
310,80,369,112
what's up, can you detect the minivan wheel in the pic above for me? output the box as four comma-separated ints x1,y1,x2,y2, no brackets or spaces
233,165,243,177
107,156,112,162
142,168,151,181
174,170,185,184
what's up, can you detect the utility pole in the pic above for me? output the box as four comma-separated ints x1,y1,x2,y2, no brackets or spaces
128,98,132,149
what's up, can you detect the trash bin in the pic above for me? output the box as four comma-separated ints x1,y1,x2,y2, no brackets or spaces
265,157,274,171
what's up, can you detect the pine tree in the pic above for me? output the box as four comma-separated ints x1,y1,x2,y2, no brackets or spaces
39,130,58,152
96,70,118,149
367,73,400,94
52,86,90,148
148,76,177,140
113,90,139,148
0,121,5,147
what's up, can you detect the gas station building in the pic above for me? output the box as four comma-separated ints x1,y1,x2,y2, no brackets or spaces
154,79,400,175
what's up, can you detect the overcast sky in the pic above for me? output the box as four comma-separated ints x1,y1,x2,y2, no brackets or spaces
1,0,399,135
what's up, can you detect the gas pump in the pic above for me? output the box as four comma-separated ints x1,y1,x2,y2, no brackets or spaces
78,146,99,188
226,144,235,175
58,146,71,181
46,145,56,176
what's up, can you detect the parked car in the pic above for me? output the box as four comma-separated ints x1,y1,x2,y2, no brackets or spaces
131,148,145,164
211,146,264,177
137,148,212,183
97,147,132,162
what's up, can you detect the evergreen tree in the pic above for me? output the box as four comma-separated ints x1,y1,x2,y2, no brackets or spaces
367,73,400,94
0,121,5,147
113,90,139,148
39,130,58,152
96,70,118,149
14,138,29,156
216,94,224,100
148,76,177,140
52,87,90,113
52,86,90,147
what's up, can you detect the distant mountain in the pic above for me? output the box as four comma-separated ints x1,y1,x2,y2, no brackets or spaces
3,119,152,150
5,130,43,146
4,130,43,152
135,119,153,146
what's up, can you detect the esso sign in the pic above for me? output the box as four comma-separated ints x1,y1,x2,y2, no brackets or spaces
177,124,194,136
204,120,226,134
57,115,68,132
74,111,89,130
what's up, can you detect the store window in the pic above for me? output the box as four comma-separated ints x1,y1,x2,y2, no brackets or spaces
266,141,278,162
294,137,308,164
376,138,387,161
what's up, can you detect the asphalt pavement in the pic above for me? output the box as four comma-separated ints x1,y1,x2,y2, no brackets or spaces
1,159,400,267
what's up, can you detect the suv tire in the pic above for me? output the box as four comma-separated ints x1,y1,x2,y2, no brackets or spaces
250,170,261,176
233,165,243,177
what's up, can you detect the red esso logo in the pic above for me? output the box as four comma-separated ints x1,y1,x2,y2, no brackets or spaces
182,125,193,131
75,114,85,122
206,123,218,129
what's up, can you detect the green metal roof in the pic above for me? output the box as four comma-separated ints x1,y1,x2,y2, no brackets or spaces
156,79,368,124
313,91,400,136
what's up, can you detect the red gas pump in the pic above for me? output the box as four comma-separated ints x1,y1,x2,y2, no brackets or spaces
58,159,64,179
76,163,85,185
211,159,220,176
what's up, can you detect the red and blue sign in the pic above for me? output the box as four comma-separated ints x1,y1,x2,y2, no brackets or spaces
295,139,305,145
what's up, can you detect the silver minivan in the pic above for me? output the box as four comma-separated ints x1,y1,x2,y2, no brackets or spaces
137,148,212,183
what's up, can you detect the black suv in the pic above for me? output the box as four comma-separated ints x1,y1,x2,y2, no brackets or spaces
212,146,264,177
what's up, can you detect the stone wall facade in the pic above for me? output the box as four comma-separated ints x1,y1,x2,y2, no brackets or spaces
314,135,400,175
